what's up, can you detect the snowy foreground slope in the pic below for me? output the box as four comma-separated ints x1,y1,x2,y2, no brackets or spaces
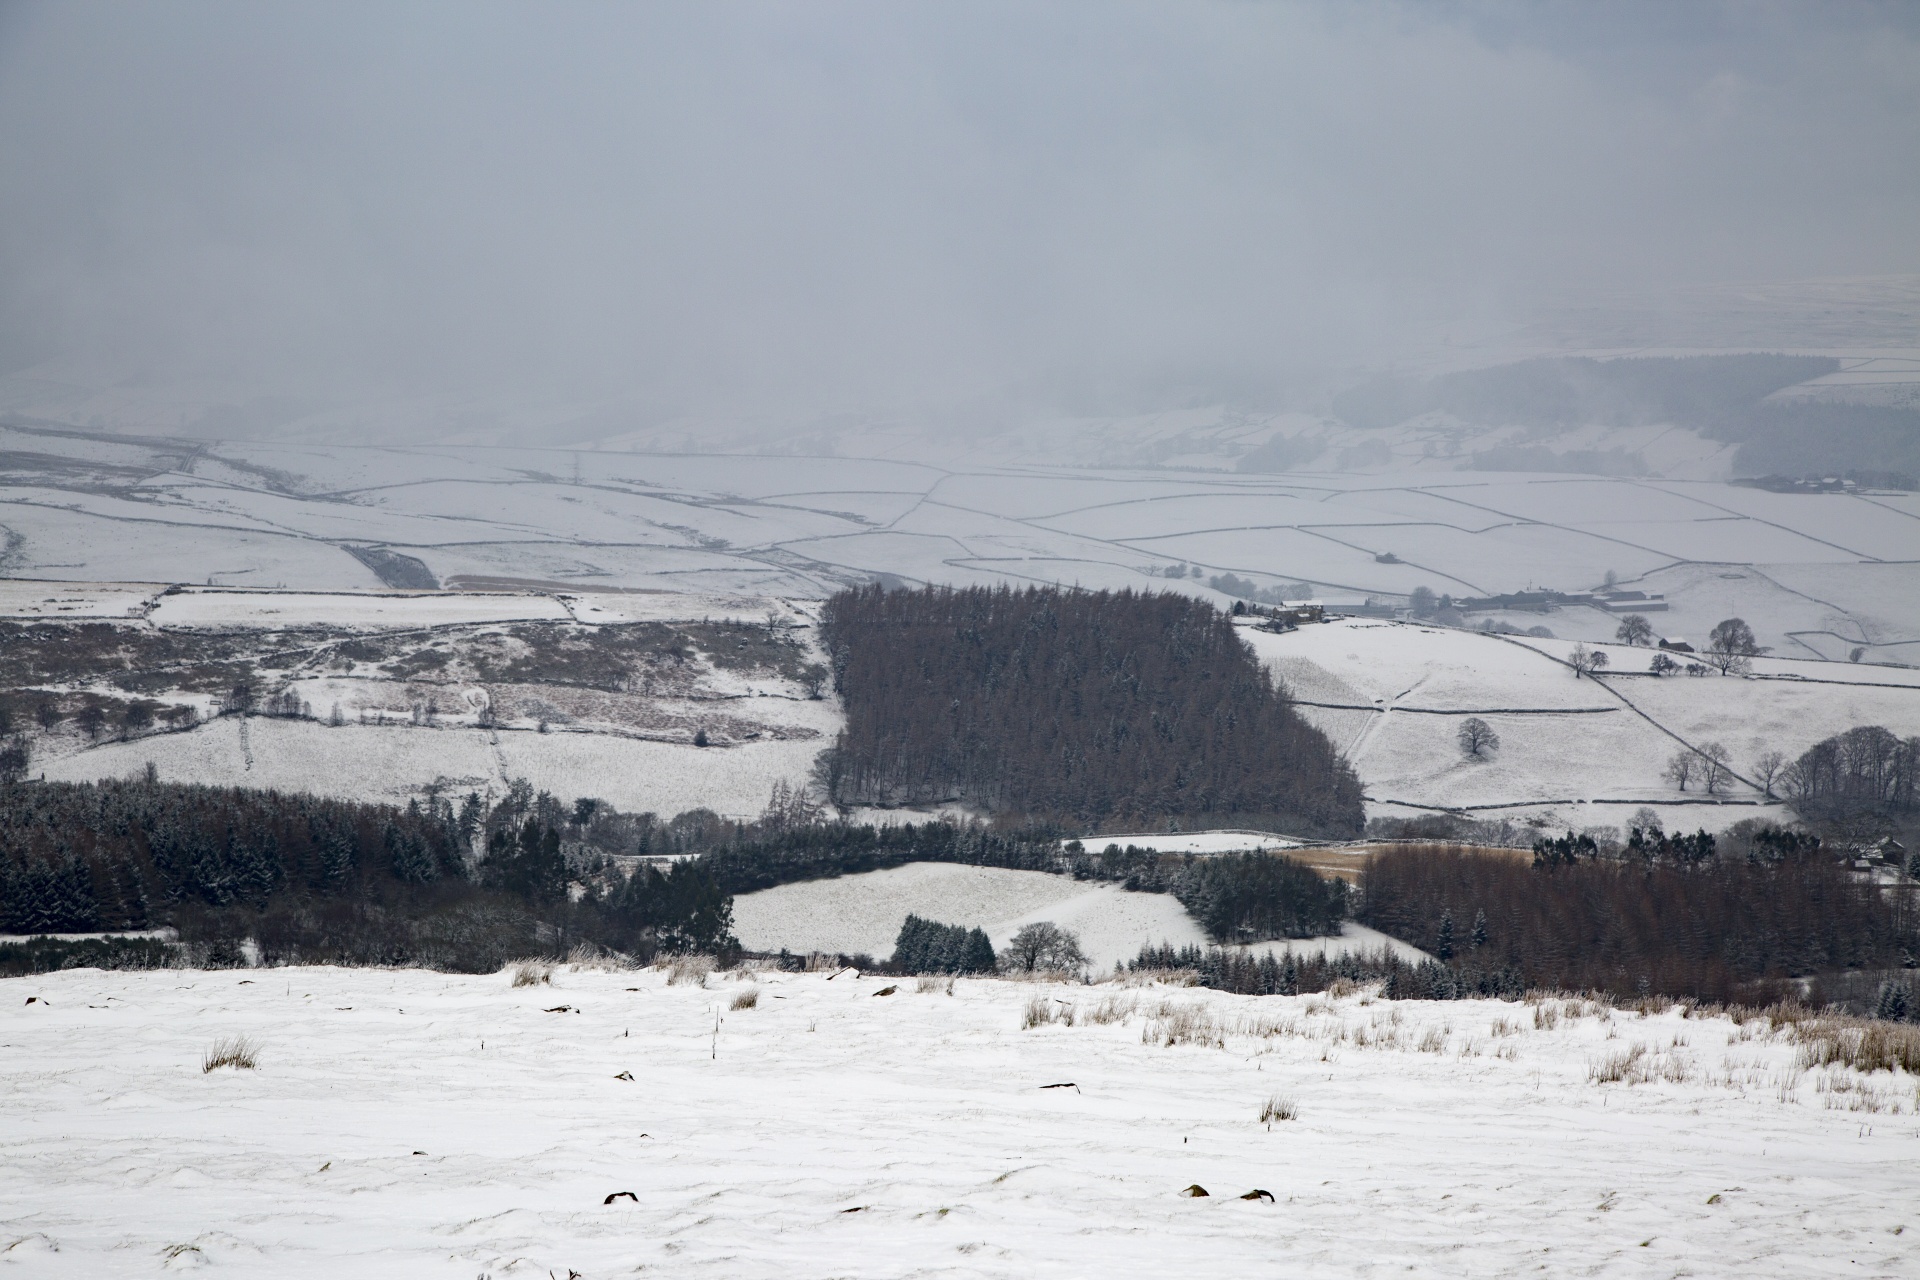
3,966,1916,1278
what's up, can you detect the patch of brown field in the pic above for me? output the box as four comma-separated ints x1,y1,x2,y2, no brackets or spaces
1289,842,1530,884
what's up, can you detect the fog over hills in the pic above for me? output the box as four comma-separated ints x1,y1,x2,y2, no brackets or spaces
2,2,1918,439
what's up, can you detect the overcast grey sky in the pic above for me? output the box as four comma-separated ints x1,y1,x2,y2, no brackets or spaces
1,1,1916,425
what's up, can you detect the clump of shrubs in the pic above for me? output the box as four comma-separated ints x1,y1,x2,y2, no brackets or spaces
892,914,996,975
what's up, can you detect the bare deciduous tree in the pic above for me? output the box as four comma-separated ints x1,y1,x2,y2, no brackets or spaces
1700,741,1732,795
1002,921,1087,974
1614,614,1653,646
1570,644,1609,678
1457,716,1500,760
1705,617,1763,675
1753,750,1786,799
1648,652,1678,676
1664,751,1697,792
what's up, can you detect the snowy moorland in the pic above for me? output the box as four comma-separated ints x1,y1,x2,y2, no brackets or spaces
3,964,1916,1278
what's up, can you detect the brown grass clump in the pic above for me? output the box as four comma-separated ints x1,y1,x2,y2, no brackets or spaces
730,987,760,1010
202,1036,260,1073
509,959,553,988
1114,968,1199,988
665,956,715,987
565,943,633,972
1589,1044,1647,1083
1259,1095,1298,1123
1141,1003,1220,1048
1083,994,1138,1025
1023,994,1074,1029
1790,1016,1920,1075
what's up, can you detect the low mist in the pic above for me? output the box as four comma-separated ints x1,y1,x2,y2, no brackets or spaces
1,1,1916,435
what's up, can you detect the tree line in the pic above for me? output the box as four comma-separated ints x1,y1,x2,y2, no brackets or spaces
1357,838,1913,1004
1782,724,1918,819
818,584,1362,835
0,779,734,971
690,821,1346,945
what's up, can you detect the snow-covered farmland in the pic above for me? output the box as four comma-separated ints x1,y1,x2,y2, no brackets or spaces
6,412,1919,656
731,863,1212,968
731,862,1440,970
1077,830,1299,854
0,580,158,619
3,964,1915,1278
1251,618,1920,831
146,587,573,630
40,718,824,819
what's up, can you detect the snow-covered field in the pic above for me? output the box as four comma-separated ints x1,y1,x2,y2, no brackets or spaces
731,863,1212,969
0,580,158,619
42,718,824,819
146,588,573,630
1076,831,1298,854
1252,618,1920,831
3,963,1915,1278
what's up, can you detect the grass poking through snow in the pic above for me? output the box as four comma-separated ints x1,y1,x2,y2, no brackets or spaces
202,1036,259,1073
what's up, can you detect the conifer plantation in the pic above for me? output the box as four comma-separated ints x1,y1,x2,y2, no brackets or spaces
0,779,734,973
819,585,1363,835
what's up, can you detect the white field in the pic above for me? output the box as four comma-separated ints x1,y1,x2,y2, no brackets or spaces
146,587,574,630
1253,618,1920,831
3,965,1916,1278
1079,831,1299,854
730,863,1425,971
0,579,159,618
731,863,1210,969
41,718,822,819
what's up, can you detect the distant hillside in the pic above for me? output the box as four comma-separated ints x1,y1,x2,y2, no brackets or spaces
1332,353,1920,482
1333,354,1838,431
819,585,1364,836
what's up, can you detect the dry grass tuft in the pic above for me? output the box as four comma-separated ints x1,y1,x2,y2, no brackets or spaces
730,987,760,1010
1790,1016,1920,1075
509,959,554,988
1259,1095,1298,1123
1590,1044,1647,1083
1083,994,1138,1025
914,973,955,995
1416,1026,1448,1053
1142,1003,1221,1048
565,943,634,972
1589,1042,1691,1085
202,1035,260,1073
1115,967,1200,988
1023,994,1074,1029
665,956,715,987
